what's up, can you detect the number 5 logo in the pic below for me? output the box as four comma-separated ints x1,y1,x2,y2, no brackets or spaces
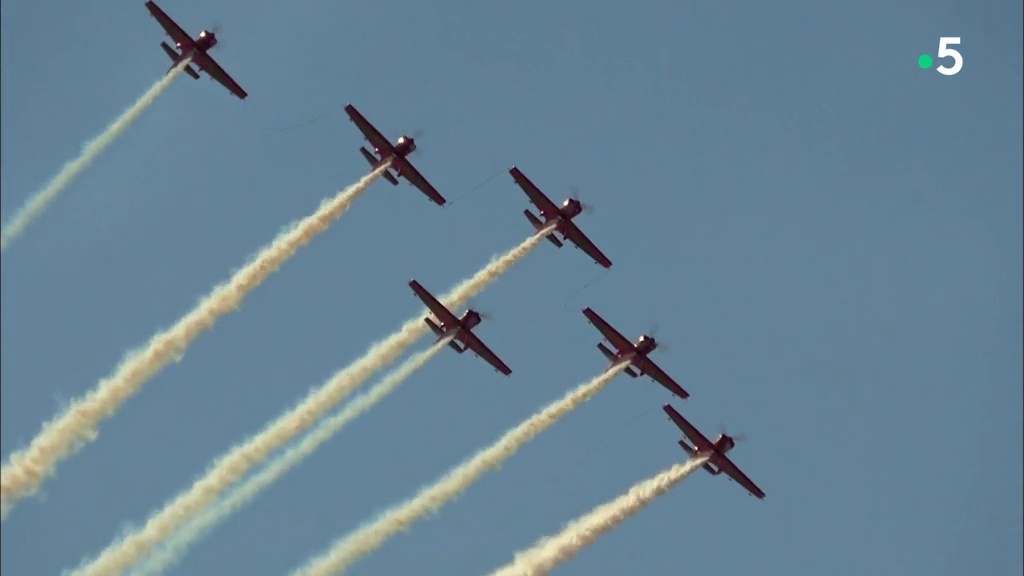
936,37,963,76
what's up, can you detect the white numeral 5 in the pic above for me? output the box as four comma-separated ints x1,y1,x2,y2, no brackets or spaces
936,37,963,76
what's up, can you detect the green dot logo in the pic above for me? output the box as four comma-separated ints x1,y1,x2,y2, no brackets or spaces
918,54,934,69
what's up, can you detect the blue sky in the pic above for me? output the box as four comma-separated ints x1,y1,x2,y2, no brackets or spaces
2,0,1021,575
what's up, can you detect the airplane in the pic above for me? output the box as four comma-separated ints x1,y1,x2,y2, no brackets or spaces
582,307,689,399
145,1,248,100
344,104,446,206
409,280,512,376
509,166,612,269
663,404,765,499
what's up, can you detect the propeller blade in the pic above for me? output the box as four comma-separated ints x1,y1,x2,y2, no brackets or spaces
716,423,746,442
412,128,425,139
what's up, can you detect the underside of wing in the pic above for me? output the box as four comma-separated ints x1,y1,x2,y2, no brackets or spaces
462,331,512,376
395,158,446,206
562,221,612,268
509,167,561,216
717,456,766,499
663,404,713,450
582,308,634,352
344,104,393,155
146,1,193,47
409,280,460,326
636,357,688,398
195,54,248,99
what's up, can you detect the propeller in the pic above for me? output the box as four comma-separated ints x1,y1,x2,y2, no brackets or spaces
717,423,746,442
400,128,425,157
644,324,668,351
477,310,492,321
568,186,594,214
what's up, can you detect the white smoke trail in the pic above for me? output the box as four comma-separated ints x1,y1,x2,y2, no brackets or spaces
0,59,192,253
0,164,390,519
133,337,454,576
487,456,710,576
68,226,553,576
290,363,628,576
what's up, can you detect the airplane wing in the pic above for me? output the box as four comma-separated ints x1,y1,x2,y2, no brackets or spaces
582,307,634,353
344,104,394,157
191,52,248,99
716,455,767,499
663,405,715,451
634,355,689,398
393,157,447,206
145,1,193,48
460,330,513,376
560,220,613,268
409,280,461,327
509,167,561,217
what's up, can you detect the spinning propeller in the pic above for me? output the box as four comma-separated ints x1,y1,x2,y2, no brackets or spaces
568,186,594,214
717,423,746,442
644,323,668,351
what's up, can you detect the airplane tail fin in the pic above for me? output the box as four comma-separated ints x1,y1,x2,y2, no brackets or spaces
359,147,399,185
523,210,563,247
160,42,200,79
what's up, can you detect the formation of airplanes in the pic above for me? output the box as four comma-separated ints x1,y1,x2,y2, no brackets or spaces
144,1,764,501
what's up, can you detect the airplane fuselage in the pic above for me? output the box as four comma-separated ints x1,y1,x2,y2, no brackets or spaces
679,434,734,475
540,198,584,234
374,136,416,162
175,29,217,55
437,309,482,341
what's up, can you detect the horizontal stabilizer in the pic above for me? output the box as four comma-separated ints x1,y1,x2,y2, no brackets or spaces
160,42,200,78
596,342,618,362
424,317,444,337
678,440,718,474
160,41,179,62
524,210,562,247
359,147,399,185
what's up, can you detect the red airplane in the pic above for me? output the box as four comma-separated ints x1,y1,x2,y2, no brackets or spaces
409,280,512,376
582,307,688,399
509,166,612,269
344,104,446,206
663,404,765,499
145,1,248,100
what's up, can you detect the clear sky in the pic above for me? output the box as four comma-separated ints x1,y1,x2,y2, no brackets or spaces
2,1,1021,575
